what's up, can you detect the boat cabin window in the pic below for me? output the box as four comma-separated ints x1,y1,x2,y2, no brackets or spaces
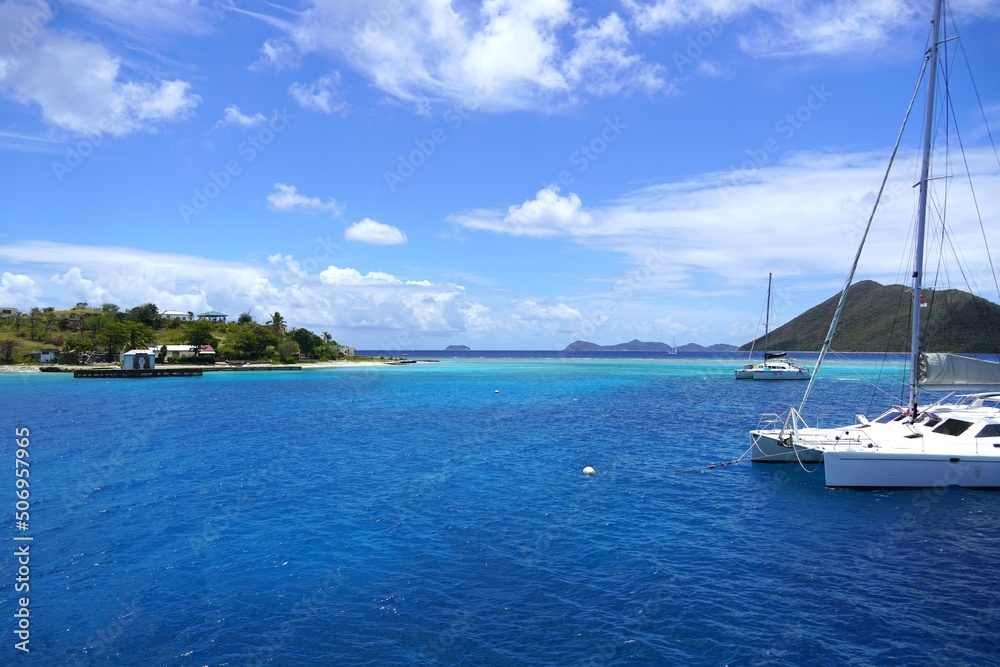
932,419,973,437
874,409,904,424
975,423,1000,438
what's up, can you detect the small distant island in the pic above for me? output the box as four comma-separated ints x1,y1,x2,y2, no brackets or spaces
445,345,471,351
563,339,737,353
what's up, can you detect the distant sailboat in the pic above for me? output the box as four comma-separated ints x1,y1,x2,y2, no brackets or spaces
735,273,810,380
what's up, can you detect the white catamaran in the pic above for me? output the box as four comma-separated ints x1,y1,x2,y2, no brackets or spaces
735,273,810,381
749,0,1000,486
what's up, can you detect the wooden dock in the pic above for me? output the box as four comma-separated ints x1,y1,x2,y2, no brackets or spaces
73,368,203,379
69,364,302,378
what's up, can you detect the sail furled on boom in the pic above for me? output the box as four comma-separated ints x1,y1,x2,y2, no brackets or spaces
918,353,1000,391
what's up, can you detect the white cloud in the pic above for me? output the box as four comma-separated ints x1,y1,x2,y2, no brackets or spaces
449,186,591,237
289,74,347,114
563,13,665,96
251,38,299,72
622,0,749,33
0,272,41,308
0,241,476,343
450,147,1000,294
515,299,582,322
237,0,666,112
344,218,408,245
621,0,944,57
0,6,200,136
737,2,919,57
266,183,343,216
218,105,266,128
68,0,217,37
319,266,402,285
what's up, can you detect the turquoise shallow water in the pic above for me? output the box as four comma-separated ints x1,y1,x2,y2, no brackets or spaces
2,355,999,665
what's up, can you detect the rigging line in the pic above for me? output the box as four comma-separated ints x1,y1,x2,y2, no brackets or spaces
942,68,1000,303
947,2,1000,171
866,286,912,415
927,50,1000,358
794,55,929,416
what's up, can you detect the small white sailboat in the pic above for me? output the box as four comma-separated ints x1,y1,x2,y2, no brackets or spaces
735,273,810,380
749,0,1000,485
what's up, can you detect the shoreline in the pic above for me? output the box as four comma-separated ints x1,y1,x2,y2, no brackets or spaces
0,360,408,374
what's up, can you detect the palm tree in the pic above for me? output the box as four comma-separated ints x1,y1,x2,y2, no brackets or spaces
42,307,56,335
28,307,41,340
267,311,286,334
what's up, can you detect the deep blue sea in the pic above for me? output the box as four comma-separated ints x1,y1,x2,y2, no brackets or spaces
2,353,999,666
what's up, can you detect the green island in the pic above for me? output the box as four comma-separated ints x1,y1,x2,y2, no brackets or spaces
0,302,379,367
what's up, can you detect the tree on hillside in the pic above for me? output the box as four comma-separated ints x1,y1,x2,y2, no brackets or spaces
28,307,41,340
276,338,300,362
185,319,219,348
101,303,120,316
97,321,154,360
42,307,56,335
125,322,155,351
289,328,324,358
220,323,278,360
97,321,131,360
0,339,17,364
60,336,90,364
237,312,254,325
126,303,161,328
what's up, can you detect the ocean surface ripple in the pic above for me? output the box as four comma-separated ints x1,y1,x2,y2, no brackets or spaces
2,355,998,665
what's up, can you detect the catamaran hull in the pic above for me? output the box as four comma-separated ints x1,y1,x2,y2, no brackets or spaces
749,431,823,463
823,451,1000,488
751,370,810,380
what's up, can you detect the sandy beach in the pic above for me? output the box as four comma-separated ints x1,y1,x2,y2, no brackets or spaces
0,359,407,373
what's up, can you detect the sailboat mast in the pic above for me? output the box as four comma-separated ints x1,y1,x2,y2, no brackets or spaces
764,272,772,359
908,0,944,418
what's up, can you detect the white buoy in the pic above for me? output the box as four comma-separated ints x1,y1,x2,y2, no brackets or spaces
582,466,596,476
494,389,499,394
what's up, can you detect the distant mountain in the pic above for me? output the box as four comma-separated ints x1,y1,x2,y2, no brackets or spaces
741,280,1000,353
564,339,673,352
445,345,471,351
562,339,737,353
677,343,739,352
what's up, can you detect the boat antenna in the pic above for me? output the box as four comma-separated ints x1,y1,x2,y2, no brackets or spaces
795,31,932,416
908,0,944,421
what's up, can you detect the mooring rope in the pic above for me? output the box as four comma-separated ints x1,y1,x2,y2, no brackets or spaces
671,442,757,474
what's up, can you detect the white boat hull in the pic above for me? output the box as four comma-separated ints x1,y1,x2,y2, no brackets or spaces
823,450,1000,488
749,430,823,463
751,369,809,380
735,360,810,380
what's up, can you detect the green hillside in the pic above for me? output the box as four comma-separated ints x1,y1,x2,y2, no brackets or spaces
741,280,1000,353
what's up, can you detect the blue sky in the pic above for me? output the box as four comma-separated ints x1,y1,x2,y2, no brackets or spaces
1,0,999,350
